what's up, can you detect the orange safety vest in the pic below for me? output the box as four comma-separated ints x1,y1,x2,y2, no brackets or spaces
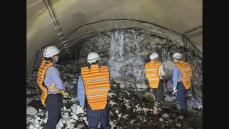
145,60,161,88
81,64,110,110
37,58,53,106
175,61,192,89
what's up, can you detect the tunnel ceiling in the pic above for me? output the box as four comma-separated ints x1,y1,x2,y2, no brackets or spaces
27,0,202,75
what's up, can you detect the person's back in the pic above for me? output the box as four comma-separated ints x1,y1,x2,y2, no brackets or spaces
174,60,192,89
37,46,65,129
77,52,111,129
172,52,192,116
145,60,161,88
145,52,165,115
81,63,110,110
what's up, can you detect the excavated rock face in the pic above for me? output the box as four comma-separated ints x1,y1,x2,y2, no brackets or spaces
76,28,202,97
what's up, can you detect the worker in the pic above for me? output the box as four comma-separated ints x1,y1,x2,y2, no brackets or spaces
77,52,111,129
37,46,65,129
172,52,192,115
145,52,166,115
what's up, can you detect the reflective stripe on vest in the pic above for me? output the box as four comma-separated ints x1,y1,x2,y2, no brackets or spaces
175,61,192,89
81,64,110,110
36,58,53,106
145,61,161,88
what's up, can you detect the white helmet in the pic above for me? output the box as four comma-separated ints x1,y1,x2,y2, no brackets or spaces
87,52,100,64
150,52,159,60
43,46,60,58
172,52,183,60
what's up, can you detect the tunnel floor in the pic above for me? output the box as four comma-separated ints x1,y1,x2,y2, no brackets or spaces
26,60,202,129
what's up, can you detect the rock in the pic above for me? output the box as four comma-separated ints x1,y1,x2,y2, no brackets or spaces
71,104,77,111
63,106,67,111
153,109,160,115
27,106,37,115
56,119,64,129
142,92,155,101
154,37,161,43
164,95,176,102
187,98,203,110
122,114,128,119
77,124,85,128
159,118,164,122
120,83,125,88
27,90,31,95
43,116,48,123
83,117,87,121
168,119,173,123
187,91,193,97
75,105,84,114
109,93,116,97
162,113,169,119
34,123,39,128
63,112,69,118
136,82,148,89
72,114,78,120
34,117,40,124
130,119,135,124
178,115,184,120
176,123,181,127
26,98,33,105
194,88,202,98
28,125,35,129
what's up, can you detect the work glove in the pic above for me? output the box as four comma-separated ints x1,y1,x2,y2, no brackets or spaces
173,87,177,93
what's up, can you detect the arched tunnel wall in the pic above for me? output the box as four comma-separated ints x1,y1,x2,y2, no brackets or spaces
27,19,201,75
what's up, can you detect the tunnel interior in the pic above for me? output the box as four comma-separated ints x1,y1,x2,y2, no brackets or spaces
27,0,202,128
27,26,202,129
